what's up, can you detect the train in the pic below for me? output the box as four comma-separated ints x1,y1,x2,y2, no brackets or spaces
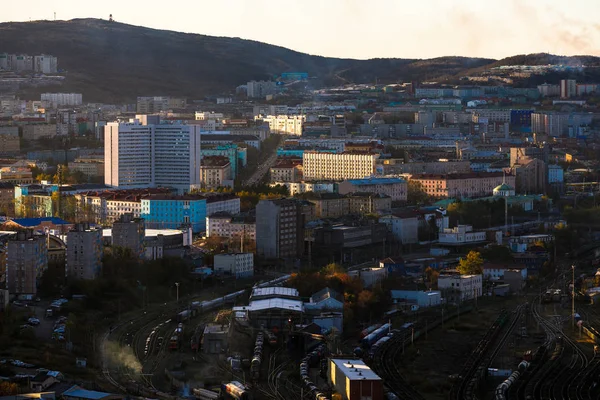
220,381,251,400
169,323,184,350
361,323,391,348
250,332,264,380
191,324,204,352
359,324,382,339
192,388,219,400
174,275,293,325
265,330,277,346
299,343,330,400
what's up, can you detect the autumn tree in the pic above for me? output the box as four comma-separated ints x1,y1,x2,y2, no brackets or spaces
0,382,18,396
458,251,484,275
407,180,429,205
424,266,440,289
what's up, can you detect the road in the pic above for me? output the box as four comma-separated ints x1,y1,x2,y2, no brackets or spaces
243,151,278,187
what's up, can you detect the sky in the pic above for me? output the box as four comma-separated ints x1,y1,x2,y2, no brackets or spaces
3,0,600,60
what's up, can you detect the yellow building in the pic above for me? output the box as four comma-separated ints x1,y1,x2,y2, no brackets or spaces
302,152,378,181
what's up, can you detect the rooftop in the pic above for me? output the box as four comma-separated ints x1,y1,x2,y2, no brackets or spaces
12,217,71,227
346,177,405,185
251,286,299,299
63,385,118,400
248,298,304,312
330,359,382,381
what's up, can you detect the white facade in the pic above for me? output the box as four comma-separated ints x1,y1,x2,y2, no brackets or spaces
195,111,224,120
104,122,203,193
206,197,241,217
439,225,486,244
438,274,483,301
260,115,305,136
213,253,254,278
338,177,407,201
380,214,419,244
40,93,82,108
206,215,256,240
34,55,58,74
247,81,276,98
302,152,378,181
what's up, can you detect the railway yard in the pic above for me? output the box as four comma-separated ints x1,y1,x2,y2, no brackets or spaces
98,263,600,400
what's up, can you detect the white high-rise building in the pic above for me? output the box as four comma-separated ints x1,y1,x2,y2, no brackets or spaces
104,122,202,193
246,80,276,98
40,93,82,108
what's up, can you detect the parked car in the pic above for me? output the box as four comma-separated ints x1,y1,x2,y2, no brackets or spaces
28,317,40,326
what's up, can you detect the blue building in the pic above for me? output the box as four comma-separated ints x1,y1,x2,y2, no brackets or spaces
510,109,534,129
281,72,308,81
200,144,247,178
141,196,207,233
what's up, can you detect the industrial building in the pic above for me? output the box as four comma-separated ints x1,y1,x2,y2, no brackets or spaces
202,323,229,354
328,359,383,400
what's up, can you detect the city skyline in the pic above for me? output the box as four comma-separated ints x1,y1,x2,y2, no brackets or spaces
2,0,600,60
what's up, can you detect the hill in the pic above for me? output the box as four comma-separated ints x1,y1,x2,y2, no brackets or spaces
0,19,494,103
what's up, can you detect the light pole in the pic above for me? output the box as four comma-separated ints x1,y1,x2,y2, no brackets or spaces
175,282,180,303
572,265,575,331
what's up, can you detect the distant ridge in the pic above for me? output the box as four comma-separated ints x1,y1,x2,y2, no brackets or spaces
0,19,598,102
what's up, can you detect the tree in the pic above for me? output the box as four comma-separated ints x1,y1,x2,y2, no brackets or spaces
407,180,429,205
458,251,484,275
322,263,344,276
0,382,18,396
480,246,514,263
424,267,440,289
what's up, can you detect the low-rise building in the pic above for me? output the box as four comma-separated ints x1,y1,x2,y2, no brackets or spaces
206,212,256,241
380,212,419,245
483,263,527,281
0,168,33,184
438,225,487,245
338,177,407,201
329,359,383,400
438,273,483,301
346,192,391,214
0,182,15,216
300,193,349,219
202,324,229,354
22,124,57,140
348,267,388,288
213,252,254,278
410,172,514,199
390,290,441,308
270,158,303,183
68,159,104,178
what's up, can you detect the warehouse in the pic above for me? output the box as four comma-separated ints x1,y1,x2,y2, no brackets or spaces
329,358,383,400
246,298,304,329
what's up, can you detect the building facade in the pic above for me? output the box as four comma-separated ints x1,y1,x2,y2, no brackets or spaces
256,199,304,259
438,274,483,301
66,224,103,280
6,231,48,295
303,152,378,181
104,122,202,193
410,172,515,199
200,156,232,189
141,196,207,233
213,253,254,278
111,214,145,258
260,115,305,136
338,177,407,201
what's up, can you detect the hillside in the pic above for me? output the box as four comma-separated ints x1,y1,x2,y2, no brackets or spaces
0,19,495,103
1,19,598,103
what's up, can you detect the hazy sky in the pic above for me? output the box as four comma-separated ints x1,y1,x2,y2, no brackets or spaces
3,0,600,60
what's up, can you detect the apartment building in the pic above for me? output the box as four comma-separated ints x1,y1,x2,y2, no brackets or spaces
470,109,511,123
270,159,303,183
379,160,471,177
200,144,247,178
269,181,336,196
560,79,577,98
6,230,48,296
260,115,305,136
22,124,57,140
347,193,392,214
537,83,560,97
206,194,240,216
0,182,15,216
246,80,276,98
34,55,58,74
0,132,20,153
256,199,304,259
303,152,378,181
438,225,486,245
206,212,256,241
0,168,33,184
213,253,254,278
112,214,145,258
136,96,186,113
68,159,104,178
104,122,202,193
338,177,407,201
531,112,592,137
200,156,232,189
66,224,103,280
141,196,207,233
410,172,515,199
301,193,349,219
40,93,82,108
